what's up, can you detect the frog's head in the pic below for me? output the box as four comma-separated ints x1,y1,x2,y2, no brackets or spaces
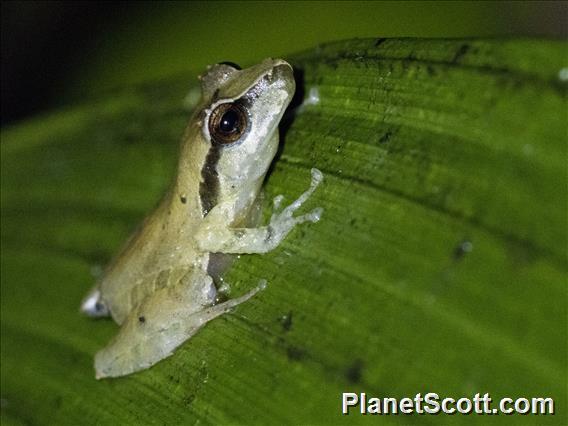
199,59,295,197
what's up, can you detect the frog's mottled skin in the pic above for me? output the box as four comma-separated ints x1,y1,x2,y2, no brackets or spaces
81,59,323,379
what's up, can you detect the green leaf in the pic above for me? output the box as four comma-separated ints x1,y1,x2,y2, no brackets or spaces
1,38,566,424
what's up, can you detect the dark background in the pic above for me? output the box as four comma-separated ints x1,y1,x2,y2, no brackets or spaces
2,0,567,126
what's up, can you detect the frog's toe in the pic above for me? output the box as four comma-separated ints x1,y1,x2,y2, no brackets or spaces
272,194,285,211
310,167,324,185
307,207,324,222
294,207,324,225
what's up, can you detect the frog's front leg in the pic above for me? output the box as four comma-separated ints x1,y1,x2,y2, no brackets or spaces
94,269,264,379
196,168,323,254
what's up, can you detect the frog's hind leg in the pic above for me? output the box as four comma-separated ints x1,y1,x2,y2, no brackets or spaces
94,272,266,379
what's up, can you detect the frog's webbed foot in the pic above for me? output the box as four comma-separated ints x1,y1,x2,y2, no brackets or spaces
268,167,324,233
94,277,266,379
197,168,324,254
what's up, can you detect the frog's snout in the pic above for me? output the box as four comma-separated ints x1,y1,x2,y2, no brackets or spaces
266,59,294,84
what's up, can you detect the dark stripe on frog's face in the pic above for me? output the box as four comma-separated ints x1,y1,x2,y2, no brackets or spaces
198,95,252,217
199,144,220,216
198,76,263,216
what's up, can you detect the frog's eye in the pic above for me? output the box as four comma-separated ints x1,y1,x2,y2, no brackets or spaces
209,103,248,145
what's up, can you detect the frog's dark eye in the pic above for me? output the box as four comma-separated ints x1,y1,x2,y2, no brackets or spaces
209,103,248,144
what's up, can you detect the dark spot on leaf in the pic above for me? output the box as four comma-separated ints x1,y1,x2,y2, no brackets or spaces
279,311,293,332
54,395,63,409
426,65,436,76
180,195,187,204
506,240,539,266
286,345,306,361
345,359,364,384
138,316,146,323
511,78,524,90
379,131,392,144
452,44,470,64
169,374,180,384
184,394,196,406
453,240,473,261
374,38,386,47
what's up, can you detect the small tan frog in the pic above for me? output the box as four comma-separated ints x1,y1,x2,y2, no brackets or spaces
81,59,323,379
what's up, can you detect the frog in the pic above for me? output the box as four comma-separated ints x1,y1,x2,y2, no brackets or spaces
80,59,324,379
